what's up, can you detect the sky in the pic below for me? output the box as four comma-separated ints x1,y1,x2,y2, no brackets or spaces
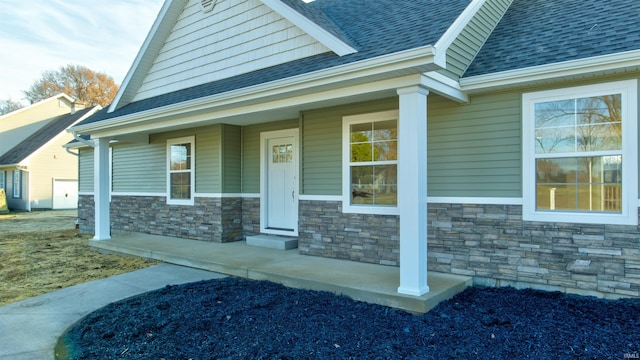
0,0,165,104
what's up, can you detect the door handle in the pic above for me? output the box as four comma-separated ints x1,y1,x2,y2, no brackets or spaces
291,190,295,199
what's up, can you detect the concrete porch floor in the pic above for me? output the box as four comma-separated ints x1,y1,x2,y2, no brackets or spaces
90,233,472,314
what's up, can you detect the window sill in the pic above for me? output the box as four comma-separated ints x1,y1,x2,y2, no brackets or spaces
342,204,399,216
167,199,195,206
523,209,638,226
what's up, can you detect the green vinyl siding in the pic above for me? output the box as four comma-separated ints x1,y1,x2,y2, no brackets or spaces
109,125,222,194
442,0,512,79
194,125,221,193
428,91,521,197
242,119,299,193
222,124,242,193
112,141,165,193
301,97,398,195
78,148,94,192
150,125,221,193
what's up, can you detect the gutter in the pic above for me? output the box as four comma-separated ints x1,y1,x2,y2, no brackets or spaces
63,131,95,156
460,49,640,93
71,131,95,148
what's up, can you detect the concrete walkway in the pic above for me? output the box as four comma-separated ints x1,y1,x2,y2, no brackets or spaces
0,264,224,360
91,232,472,314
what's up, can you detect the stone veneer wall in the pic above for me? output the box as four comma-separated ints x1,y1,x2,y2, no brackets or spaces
428,203,640,298
80,194,639,298
242,197,261,237
298,200,400,266
78,195,243,242
78,195,95,234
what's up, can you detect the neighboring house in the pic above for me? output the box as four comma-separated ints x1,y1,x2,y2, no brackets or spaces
69,0,640,299
0,94,100,210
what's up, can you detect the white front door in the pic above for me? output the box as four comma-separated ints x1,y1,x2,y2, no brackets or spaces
260,129,298,236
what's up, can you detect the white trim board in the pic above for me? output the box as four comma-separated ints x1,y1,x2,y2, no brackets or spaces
196,193,258,198
259,0,357,56
427,197,523,205
76,193,640,208
111,192,166,197
299,195,342,201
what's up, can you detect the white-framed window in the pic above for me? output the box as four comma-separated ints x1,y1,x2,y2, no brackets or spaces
522,79,638,225
166,136,195,205
342,110,399,215
0,171,5,190
12,170,22,199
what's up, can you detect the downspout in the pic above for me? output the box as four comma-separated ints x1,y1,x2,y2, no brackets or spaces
65,147,79,156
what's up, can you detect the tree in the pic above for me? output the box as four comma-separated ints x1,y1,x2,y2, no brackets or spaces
0,98,25,116
23,64,119,107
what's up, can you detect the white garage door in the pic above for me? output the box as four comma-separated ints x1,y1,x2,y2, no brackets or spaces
53,179,78,209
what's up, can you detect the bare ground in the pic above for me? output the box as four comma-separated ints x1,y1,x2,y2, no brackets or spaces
0,210,156,306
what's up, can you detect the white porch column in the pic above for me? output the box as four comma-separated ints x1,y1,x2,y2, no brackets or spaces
93,137,111,240
397,85,429,296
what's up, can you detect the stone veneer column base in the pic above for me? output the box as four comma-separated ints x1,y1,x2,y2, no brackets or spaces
78,195,95,235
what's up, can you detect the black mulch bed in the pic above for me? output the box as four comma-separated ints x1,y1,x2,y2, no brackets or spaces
59,277,639,359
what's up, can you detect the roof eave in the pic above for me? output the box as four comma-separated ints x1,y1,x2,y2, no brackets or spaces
460,49,640,93
108,0,188,113
71,45,441,136
20,106,102,165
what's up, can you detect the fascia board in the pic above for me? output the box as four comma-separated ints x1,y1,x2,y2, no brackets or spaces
0,93,75,121
260,0,357,56
421,72,469,103
460,49,640,92
85,74,427,138
109,0,188,113
435,0,489,51
0,163,20,169
72,45,438,135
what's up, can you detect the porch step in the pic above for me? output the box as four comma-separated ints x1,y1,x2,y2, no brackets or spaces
246,234,298,250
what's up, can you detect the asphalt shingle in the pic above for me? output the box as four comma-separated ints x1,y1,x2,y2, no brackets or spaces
464,0,640,77
0,108,94,165
77,0,471,126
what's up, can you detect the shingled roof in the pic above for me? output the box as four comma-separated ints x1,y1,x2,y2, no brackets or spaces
464,0,640,77
0,108,95,165
76,0,471,127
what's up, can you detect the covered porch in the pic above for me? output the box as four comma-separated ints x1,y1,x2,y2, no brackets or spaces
90,232,472,314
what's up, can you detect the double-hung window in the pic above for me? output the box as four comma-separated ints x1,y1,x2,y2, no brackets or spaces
167,137,195,205
522,80,638,225
0,171,5,190
342,110,399,215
